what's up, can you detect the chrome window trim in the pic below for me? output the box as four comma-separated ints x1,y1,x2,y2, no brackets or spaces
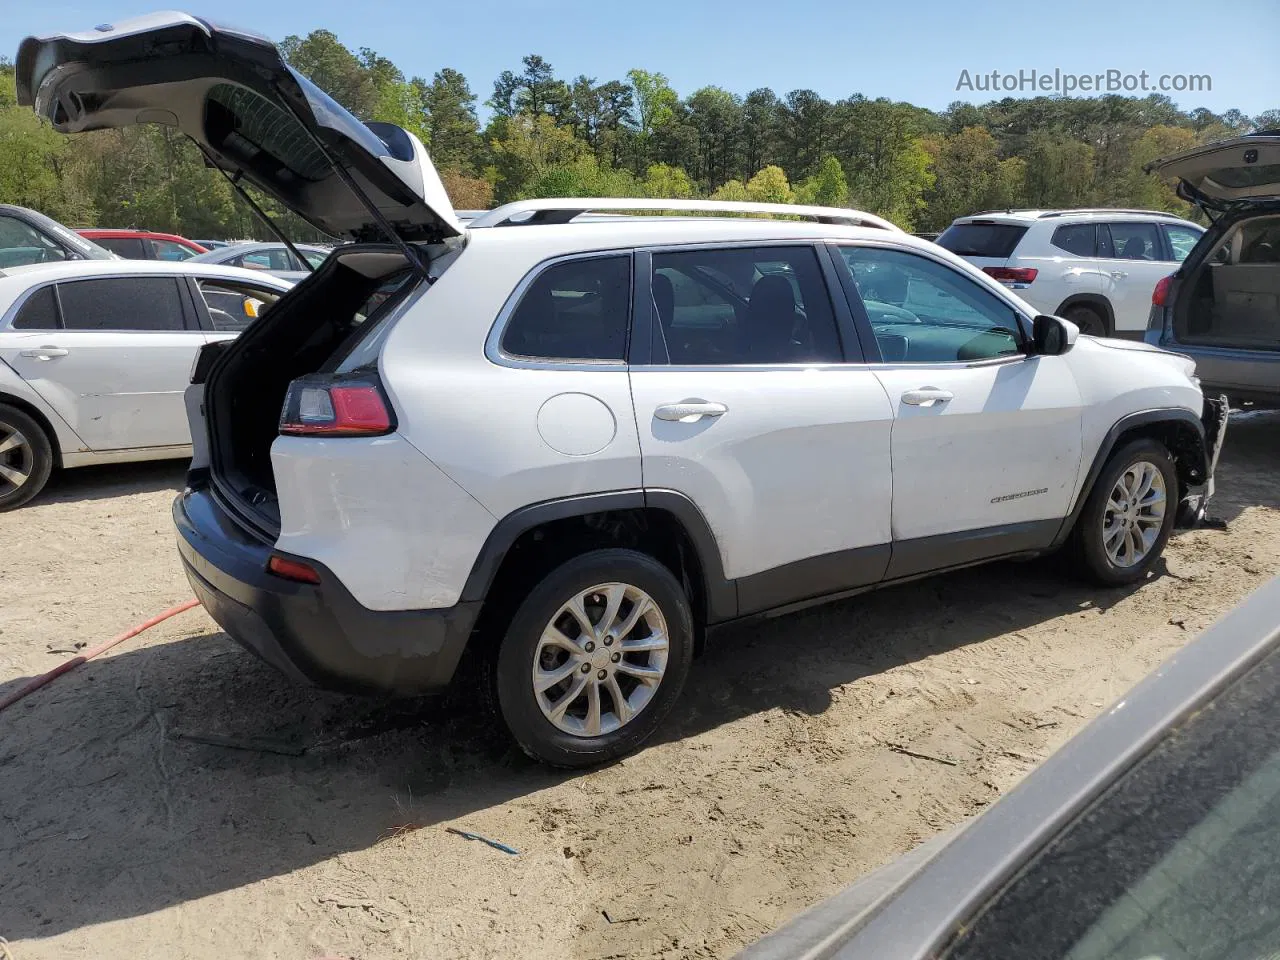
0,271,285,333
485,249,634,371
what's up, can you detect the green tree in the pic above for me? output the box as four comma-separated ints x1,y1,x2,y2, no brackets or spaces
685,86,742,188
521,156,638,198
741,88,783,177
423,68,482,171
489,55,569,119
279,30,378,117
642,163,694,198
745,165,793,204
794,155,848,206
1126,125,1198,215
1022,132,1096,209
710,179,750,201
923,126,1009,228
489,113,587,202
779,89,831,179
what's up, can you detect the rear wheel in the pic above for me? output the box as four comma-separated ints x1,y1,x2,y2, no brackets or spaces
1071,438,1177,586
0,404,53,512
494,549,694,767
1064,304,1108,337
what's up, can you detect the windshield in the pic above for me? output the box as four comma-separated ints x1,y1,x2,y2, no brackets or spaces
0,208,115,261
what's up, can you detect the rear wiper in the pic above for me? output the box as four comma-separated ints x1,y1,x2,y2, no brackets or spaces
192,139,320,275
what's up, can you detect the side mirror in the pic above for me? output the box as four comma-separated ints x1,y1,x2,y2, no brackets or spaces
1032,314,1078,356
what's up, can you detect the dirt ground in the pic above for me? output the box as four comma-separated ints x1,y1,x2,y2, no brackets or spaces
2,412,1279,960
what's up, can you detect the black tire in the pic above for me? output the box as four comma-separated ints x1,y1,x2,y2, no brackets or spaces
1064,304,1108,337
494,548,694,768
1071,438,1178,586
0,403,53,512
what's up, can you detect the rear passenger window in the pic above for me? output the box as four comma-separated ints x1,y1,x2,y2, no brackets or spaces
501,256,631,361
56,277,186,331
1103,222,1162,261
1051,224,1096,257
94,236,148,259
649,246,841,364
12,286,59,330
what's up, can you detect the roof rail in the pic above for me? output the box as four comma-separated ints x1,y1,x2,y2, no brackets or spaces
468,198,901,232
968,208,1041,216
1036,208,1184,219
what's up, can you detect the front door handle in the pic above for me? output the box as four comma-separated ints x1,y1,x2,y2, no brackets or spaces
655,399,728,422
901,387,954,407
19,346,69,360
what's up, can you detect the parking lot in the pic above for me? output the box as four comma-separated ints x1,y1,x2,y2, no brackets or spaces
0,410,1277,960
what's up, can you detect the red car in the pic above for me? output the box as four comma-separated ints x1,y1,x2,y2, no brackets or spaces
76,228,207,261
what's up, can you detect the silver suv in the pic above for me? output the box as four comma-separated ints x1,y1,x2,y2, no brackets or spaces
937,208,1204,338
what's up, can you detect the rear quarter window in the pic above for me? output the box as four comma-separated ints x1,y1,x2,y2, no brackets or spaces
12,286,59,330
936,223,1029,258
1051,224,1097,257
500,256,631,362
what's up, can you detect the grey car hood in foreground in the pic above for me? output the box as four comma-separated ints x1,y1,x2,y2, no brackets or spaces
16,12,462,243
736,574,1280,959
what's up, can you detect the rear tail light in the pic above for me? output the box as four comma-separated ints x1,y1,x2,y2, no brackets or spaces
279,373,394,437
268,555,322,584
982,266,1039,285
1152,274,1174,307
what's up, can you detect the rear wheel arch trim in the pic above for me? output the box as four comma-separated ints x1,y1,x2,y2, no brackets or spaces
459,489,737,622
0,391,63,468
1054,294,1115,335
1053,408,1206,548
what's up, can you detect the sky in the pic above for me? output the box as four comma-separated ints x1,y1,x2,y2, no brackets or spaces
4,0,1278,118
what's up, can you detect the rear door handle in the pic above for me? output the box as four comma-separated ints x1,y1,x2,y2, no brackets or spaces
655,400,728,422
1110,270,1128,279
901,387,954,407
19,346,69,360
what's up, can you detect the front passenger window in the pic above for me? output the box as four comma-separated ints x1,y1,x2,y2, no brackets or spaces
835,246,1023,363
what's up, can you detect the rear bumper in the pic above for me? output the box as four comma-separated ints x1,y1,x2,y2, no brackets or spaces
174,486,480,695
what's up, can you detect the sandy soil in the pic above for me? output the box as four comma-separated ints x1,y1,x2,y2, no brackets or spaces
2,412,1278,960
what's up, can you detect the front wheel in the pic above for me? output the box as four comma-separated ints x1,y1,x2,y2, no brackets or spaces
494,549,694,767
1071,438,1178,586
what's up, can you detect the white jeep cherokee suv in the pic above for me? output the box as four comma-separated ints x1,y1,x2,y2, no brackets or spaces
20,13,1229,767
937,209,1204,339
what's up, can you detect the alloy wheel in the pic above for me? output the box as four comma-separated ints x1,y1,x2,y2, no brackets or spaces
1102,460,1167,568
0,420,34,496
532,582,669,738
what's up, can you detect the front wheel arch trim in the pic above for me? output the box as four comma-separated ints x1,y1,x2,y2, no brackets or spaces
1052,408,1206,549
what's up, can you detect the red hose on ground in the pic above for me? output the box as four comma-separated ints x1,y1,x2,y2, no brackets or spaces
0,598,200,713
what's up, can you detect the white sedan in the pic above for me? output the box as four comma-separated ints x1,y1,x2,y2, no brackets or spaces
0,259,292,509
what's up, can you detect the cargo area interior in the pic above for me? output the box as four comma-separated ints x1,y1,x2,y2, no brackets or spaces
205,248,419,534
1177,214,1280,350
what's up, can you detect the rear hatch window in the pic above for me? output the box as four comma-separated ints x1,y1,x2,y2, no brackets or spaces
936,222,1029,259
